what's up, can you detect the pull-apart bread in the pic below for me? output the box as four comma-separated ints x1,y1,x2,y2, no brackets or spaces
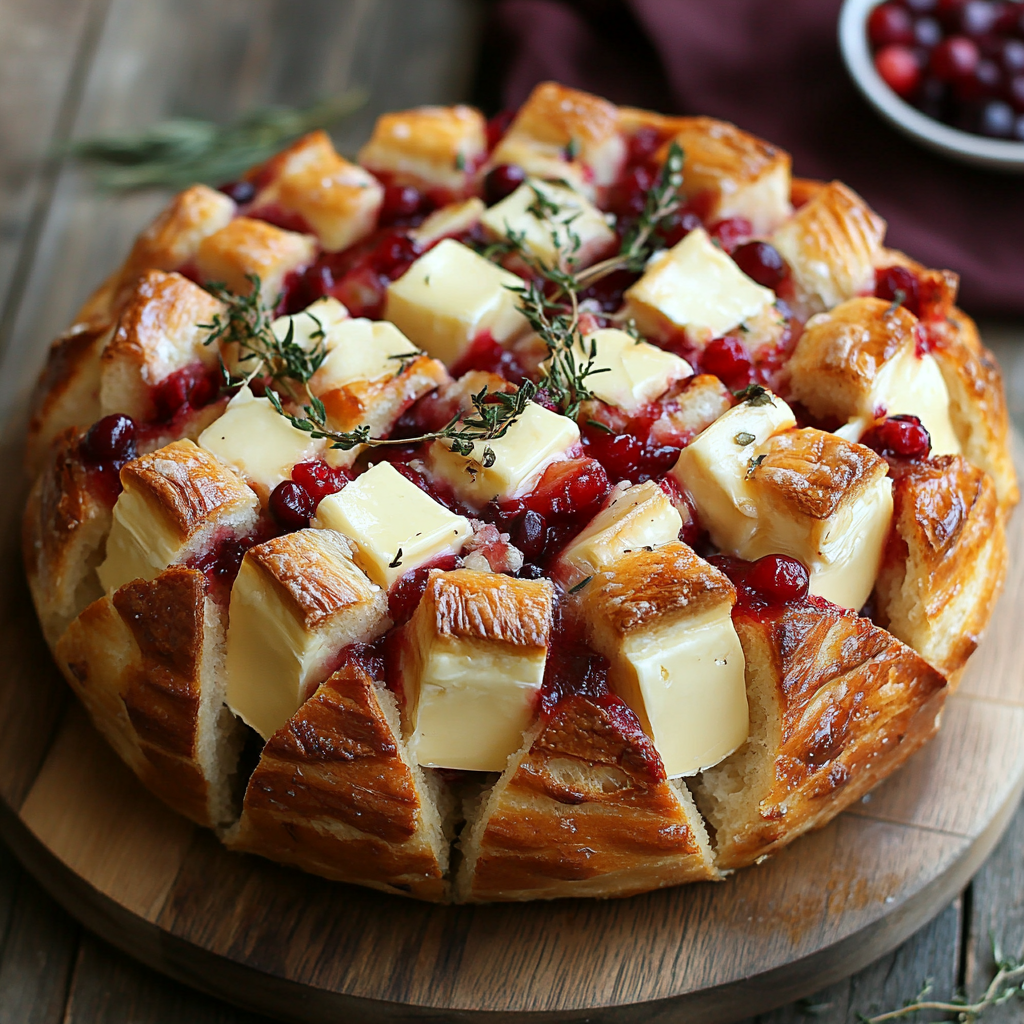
24,83,1015,902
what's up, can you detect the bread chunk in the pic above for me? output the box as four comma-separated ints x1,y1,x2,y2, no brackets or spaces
874,247,960,323
384,238,529,366
99,271,225,421
694,602,947,870
771,181,886,316
400,568,553,772
927,309,1019,511
649,373,733,448
23,429,112,645
358,105,486,197
113,184,235,308
457,694,718,901
409,197,485,247
489,82,626,194
787,297,959,454
576,543,748,778
226,659,451,900
657,116,792,234
97,440,259,594
194,217,317,300
26,321,110,473
876,456,1005,681
55,566,244,829
249,130,383,252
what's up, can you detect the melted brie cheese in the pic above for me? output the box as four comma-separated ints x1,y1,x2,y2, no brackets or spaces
623,228,775,343
612,604,748,778
312,461,472,588
404,636,546,771
552,328,692,414
198,387,324,500
270,297,349,353
427,401,580,506
480,179,615,269
560,481,682,575
96,488,183,594
670,393,797,553
383,239,529,366
311,318,421,391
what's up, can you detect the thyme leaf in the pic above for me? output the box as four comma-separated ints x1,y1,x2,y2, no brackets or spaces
734,383,775,407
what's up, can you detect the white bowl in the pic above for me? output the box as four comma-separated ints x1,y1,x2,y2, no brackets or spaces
839,0,1024,171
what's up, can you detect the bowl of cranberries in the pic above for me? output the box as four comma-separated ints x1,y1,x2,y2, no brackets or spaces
840,0,1024,169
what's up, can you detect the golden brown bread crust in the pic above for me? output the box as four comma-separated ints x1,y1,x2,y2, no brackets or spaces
753,427,889,520
418,567,553,649
54,567,239,828
927,309,1019,511
226,660,449,900
23,428,111,645
100,270,224,421
580,541,734,635
458,694,718,901
120,440,257,543
876,456,1005,680
695,602,947,870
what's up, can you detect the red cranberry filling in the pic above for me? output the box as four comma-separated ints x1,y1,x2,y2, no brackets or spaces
860,414,932,459
450,332,528,383
81,413,137,466
700,336,754,390
732,241,789,290
388,554,460,626
869,2,916,45
291,459,351,505
875,265,922,317
218,180,256,205
582,426,680,484
269,480,316,531
379,185,427,226
152,363,220,423
627,127,662,165
711,553,811,611
188,527,269,603
539,635,611,716
708,216,753,252
483,164,526,205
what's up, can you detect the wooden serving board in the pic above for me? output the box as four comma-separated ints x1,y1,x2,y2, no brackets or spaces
0,476,1019,1024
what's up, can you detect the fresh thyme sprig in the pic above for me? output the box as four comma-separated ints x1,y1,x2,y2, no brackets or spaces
859,937,1024,1022
62,92,367,190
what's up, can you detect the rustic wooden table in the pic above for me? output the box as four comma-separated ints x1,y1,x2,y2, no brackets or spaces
2,1,1023,1020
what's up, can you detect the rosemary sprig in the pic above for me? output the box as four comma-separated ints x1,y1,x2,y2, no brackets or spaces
63,91,366,190
859,937,1024,1023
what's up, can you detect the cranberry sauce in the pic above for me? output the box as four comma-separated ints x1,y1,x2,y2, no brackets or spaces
268,459,352,531
860,414,933,461
709,553,811,617
151,362,222,423
388,554,461,626
80,413,138,505
186,521,275,605
450,332,528,382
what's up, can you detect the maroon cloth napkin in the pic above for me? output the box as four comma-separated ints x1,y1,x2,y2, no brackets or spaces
484,0,1024,317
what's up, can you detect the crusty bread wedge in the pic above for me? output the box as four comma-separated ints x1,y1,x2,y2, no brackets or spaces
457,694,718,902
54,566,243,828
876,456,1005,682
226,659,451,901
694,601,947,871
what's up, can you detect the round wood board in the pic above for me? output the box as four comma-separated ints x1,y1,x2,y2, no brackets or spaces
1,467,1022,1024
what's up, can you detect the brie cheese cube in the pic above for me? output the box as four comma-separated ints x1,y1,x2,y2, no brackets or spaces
670,391,797,553
97,440,259,594
225,529,387,739
384,239,529,367
427,401,580,506
410,198,485,247
480,179,616,270
198,387,324,502
270,297,349,353
869,349,959,455
549,328,692,414
312,461,472,589
311,318,421,391
401,569,553,771
559,480,681,578
622,228,775,345
580,544,747,777
749,429,894,610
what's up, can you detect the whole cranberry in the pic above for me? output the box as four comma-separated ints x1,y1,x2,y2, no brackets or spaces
732,241,788,289
746,555,810,605
875,264,921,316
627,127,662,164
914,15,943,47
513,509,547,561
701,336,753,390
937,0,968,27
904,0,938,12
82,414,136,465
1003,39,1024,74
379,185,424,225
861,414,932,458
269,480,315,531
959,0,999,36
517,563,547,580
483,164,526,205
980,98,1015,135
930,35,980,79
219,180,256,204
868,2,915,46
609,164,656,218
369,232,422,277
876,44,924,96
658,207,703,247
292,459,349,505
1010,76,1024,111
709,216,753,251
